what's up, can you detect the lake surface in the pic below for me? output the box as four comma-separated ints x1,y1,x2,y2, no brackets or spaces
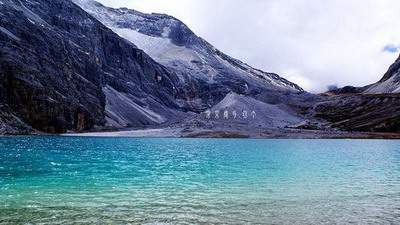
0,137,399,224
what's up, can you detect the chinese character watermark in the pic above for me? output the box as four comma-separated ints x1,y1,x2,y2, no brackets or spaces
203,109,257,120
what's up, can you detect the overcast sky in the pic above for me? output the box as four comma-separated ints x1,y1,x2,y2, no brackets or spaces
96,0,400,92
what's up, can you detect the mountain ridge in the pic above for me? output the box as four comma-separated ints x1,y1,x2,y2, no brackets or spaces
1,0,399,136
73,0,304,101
72,0,320,134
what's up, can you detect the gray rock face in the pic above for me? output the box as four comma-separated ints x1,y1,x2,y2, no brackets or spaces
365,55,400,93
102,85,186,129
0,0,186,133
71,0,323,135
73,0,304,111
0,0,312,135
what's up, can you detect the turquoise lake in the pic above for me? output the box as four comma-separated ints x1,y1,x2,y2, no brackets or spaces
0,137,399,224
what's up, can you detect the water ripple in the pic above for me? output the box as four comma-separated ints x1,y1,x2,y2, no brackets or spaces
0,137,399,224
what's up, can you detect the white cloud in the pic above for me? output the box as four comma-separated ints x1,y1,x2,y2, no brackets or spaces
96,0,400,93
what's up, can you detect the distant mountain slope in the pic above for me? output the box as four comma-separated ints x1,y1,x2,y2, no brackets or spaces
73,0,304,109
323,54,400,96
0,0,187,133
314,93,400,132
365,55,400,93
316,55,400,133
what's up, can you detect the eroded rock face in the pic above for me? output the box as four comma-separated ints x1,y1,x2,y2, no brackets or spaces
0,0,185,133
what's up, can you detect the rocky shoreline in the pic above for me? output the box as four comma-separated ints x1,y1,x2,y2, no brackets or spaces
59,127,400,139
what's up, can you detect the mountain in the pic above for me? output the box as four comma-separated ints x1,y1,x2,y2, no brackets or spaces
314,93,400,132
0,0,313,135
315,55,400,133
0,0,189,133
71,0,322,134
73,0,305,109
1,0,398,137
324,55,400,95
365,55,400,94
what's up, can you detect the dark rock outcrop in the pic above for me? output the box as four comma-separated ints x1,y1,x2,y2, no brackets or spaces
314,94,400,132
324,86,368,95
0,104,35,134
0,0,185,133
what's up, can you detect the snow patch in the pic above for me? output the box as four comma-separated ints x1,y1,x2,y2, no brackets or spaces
114,28,201,64
113,28,219,81
161,26,171,38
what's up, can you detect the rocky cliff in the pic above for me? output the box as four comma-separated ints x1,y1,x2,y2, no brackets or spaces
73,0,305,111
0,0,313,134
0,0,187,133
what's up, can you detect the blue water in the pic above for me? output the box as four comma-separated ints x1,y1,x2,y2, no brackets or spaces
0,137,399,224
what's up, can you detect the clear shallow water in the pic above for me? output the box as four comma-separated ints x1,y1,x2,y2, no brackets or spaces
0,137,399,225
